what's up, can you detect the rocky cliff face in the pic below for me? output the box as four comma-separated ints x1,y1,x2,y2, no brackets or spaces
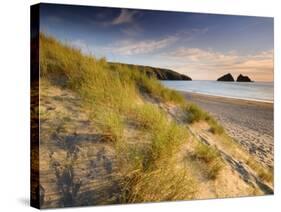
109,62,192,80
237,74,252,82
217,73,234,82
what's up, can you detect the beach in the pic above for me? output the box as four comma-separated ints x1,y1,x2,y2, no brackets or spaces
181,91,274,169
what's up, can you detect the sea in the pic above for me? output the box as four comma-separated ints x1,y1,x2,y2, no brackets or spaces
161,80,274,103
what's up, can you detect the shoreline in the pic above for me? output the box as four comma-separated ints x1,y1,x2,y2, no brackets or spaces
180,91,273,106
181,91,274,168
178,90,273,104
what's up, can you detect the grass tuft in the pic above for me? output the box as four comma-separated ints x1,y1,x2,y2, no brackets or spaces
120,166,195,203
93,109,125,142
129,104,188,170
183,103,224,134
183,103,208,123
206,116,224,134
246,159,273,183
192,143,224,180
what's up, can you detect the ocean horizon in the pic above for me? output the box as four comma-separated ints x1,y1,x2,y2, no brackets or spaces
161,80,274,103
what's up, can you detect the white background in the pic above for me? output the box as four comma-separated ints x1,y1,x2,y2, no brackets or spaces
0,0,280,211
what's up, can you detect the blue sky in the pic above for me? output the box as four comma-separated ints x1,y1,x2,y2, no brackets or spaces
40,3,274,81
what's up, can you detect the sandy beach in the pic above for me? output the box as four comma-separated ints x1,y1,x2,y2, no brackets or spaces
181,91,274,169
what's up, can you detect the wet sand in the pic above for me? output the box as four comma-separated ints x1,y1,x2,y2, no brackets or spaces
181,91,274,168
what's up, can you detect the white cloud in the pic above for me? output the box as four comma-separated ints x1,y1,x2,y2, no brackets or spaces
109,36,178,55
121,24,143,36
106,27,208,55
96,9,139,28
169,47,238,63
112,9,138,25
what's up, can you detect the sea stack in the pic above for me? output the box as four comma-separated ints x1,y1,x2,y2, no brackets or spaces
217,73,234,82
236,74,252,82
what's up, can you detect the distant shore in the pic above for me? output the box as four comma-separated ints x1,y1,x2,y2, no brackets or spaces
181,91,274,168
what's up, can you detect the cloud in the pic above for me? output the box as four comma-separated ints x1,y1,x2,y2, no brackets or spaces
167,48,273,81
106,27,208,55
169,47,238,63
177,28,209,37
112,9,138,25
121,24,143,36
95,9,139,28
109,36,178,55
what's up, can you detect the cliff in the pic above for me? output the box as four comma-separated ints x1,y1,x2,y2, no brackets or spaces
109,62,192,80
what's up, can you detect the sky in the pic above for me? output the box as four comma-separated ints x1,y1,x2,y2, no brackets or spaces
40,3,274,81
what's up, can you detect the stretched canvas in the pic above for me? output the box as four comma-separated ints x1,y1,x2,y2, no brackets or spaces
31,3,274,209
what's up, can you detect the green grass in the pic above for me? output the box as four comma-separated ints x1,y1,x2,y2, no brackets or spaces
126,104,188,170
132,104,166,130
120,165,195,203
91,108,125,143
192,142,224,180
246,159,273,183
183,103,224,134
183,103,208,123
206,116,224,134
113,103,193,201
